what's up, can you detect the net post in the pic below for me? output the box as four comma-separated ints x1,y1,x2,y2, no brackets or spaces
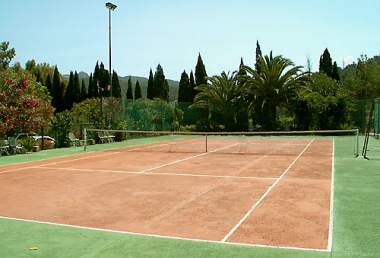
355,128,359,157
84,128,87,152
205,134,208,153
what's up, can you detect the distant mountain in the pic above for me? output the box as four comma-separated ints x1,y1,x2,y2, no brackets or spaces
63,72,179,101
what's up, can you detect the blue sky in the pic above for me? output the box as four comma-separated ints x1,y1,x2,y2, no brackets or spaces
1,0,379,80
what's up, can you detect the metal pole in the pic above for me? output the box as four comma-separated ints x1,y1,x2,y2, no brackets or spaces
84,128,87,152
109,9,112,98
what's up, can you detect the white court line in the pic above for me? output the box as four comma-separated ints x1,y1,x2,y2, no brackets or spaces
327,138,335,252
221,139,315,242
27,166,277,181
139,143,240,174
0,215,329,253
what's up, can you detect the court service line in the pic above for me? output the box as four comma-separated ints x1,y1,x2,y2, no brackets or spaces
0,215,329,253
139,143,240,174
327,138,335,252
221,138,315,242
27,166,277,181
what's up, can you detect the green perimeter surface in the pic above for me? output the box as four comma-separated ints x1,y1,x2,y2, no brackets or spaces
0,136,379,257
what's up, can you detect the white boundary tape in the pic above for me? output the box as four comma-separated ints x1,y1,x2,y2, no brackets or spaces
221,139,315,242
0,215,329,253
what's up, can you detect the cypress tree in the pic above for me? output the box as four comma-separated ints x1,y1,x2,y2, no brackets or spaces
237,58,249,131
35,69,42,84
134,80,142,99
52,66,64,112
87,73,96,98
178,70,191,102
319,48,333,77
73,71,81,103
189,71,196,102
332,61,340,81
93,62,100,85
64,72,74,110
80,79,87,101
153,64,168,101
195,53,207,86
112,70,121,98
126,77,133,100
99,62,110,97
45,74,52,94
147,69,154,99
255,41,262,73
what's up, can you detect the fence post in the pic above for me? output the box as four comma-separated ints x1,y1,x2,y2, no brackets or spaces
84,128,87,152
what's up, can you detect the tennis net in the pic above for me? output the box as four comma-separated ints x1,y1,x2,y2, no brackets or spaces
83,129,359,157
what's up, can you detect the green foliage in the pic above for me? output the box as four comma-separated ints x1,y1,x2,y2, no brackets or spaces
124,99,181,131
255,41,262,73
45,74,52,93
189,71,196,101
195,54,207,87
19,137,34,152
87,73,98,98
134,80,142,99
319,48,333,77
126,77,133,100
50,110,73,147
332,61,340,81
297,73,352,129
71,98,103,127
112,70,121,98
0,42,16,69
0,68,54,137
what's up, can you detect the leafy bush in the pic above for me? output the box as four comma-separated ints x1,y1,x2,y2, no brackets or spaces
124,99,182,131
50,111,73,147
19,137,34,152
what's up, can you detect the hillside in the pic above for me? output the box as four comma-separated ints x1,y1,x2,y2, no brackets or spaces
63,73,179,101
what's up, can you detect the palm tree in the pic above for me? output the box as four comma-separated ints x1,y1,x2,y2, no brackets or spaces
243,52,308,130
191,72,247,131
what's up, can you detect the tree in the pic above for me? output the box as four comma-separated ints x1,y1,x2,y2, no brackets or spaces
80,79,87,101
126,77,133,100
153,64,169,101
112,70,121,98
134,80,142,99
178,70,191,102
319,48,333,77
64,71,81,110
0,42,16,69
192,72,246,131
0,69,54,136
332,61,340,81
87,73,98,98
195,53,207,86
189,71,196,101
51,66,65,113
45,74,52,93
236,58,249,130
255,41,262,73
147,69,154,99
244,52,308,130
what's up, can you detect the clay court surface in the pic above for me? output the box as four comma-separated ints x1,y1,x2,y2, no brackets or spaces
0,136,333,251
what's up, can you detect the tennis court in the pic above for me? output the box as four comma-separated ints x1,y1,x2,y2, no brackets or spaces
0,133,336,251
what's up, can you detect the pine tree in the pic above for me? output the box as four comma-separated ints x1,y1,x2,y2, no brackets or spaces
112,70,121,98
126,77,133,100
332,61,340,81
80,79,87,101
189,71,196,102
319,48,333,77
134,80,142,99
255,41,262,73
195,53,207,86
147,69,154,99
178,70,191,102
45,74,52,94
51,66,64,112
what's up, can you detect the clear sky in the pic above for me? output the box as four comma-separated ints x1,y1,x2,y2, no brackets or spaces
1,0,379,80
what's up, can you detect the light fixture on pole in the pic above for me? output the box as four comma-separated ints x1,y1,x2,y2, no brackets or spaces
105,2,117,98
